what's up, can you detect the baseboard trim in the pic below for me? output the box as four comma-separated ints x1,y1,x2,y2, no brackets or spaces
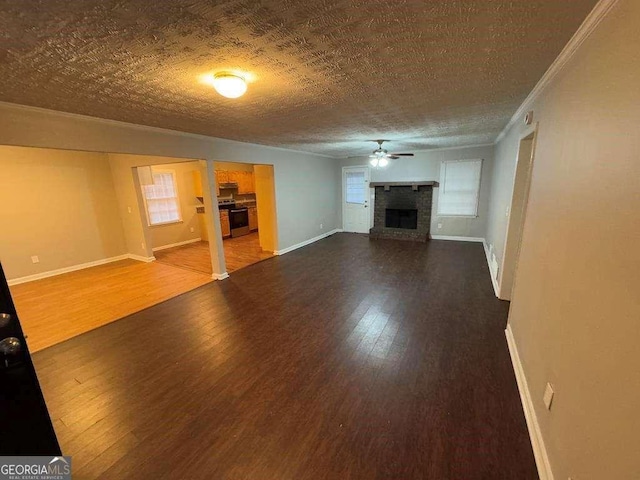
213,272,229,280
483,241,501,298
505,325,555,480
127,254,156,263
274,229,341,256
430,235,484,242
7,254,130,286
152,238,202,252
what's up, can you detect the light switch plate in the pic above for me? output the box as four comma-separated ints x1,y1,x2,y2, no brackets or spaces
31,255,39,264
543,382,554,410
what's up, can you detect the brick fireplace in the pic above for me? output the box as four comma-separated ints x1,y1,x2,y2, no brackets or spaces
369,181,438,242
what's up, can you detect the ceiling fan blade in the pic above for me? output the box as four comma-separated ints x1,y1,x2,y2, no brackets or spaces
389,153,414,156
387,155,400,160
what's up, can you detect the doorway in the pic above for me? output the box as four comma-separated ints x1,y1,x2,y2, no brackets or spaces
1,147,214,351
499,125,538,300
342,166,371,233
140,160,214,276
214,161,276,273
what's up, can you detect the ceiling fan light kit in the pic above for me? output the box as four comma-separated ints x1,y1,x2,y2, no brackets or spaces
369,157,389,168
367,140,414,168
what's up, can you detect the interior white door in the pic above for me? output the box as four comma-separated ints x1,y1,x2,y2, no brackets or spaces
343,167,370,233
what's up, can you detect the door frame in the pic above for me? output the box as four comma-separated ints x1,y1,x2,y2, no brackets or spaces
499,122,538,300
342,166,371,233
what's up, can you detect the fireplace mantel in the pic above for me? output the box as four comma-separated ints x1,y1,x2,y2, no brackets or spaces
369,181,439,191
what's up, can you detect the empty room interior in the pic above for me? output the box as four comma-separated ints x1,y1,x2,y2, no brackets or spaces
0,0,637,479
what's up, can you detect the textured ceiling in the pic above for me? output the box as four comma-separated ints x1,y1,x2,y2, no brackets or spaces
0,0,598,157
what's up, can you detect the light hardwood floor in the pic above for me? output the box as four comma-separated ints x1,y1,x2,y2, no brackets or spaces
154,233,273,275
10,259,212,352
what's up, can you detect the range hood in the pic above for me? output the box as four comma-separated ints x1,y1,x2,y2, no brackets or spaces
219,182,238,189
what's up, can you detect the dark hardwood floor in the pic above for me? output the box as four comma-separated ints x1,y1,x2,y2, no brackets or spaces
32,233,537,479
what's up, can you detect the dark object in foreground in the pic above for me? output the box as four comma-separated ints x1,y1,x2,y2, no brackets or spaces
0,263,60,455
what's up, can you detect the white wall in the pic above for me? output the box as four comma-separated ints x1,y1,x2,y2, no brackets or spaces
0,146,127,280
485,130,528,281
486,1,640,478
338,144,494,238
0,102,341,255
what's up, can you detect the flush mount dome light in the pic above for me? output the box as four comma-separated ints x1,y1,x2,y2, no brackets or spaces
212,72,247,98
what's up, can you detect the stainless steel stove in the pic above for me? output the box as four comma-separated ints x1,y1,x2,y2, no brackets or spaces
218,198,250,237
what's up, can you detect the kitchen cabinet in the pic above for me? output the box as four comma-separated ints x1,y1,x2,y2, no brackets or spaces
237,171,255,194
228,171,241,190
249,206,258,231
217,170,229,183
220,210,231,238
245,172,255,194
238,172,247,193
214,170,255,195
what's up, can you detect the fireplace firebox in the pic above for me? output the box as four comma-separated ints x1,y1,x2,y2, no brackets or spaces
385,209,418,229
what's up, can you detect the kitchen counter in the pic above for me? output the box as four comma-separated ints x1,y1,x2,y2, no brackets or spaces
233,200,257,208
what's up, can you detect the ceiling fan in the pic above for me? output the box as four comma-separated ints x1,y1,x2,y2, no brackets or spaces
368,140,414,167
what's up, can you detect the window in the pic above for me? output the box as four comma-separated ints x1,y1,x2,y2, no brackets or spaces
437,159,482,216
345,170,366,204
142,170,182,226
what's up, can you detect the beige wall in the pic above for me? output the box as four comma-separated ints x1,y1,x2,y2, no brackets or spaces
0,146,127,280
338,145,494,238
487,1,640,478
107,154,205,260
0,104,341,257
147,162,202,250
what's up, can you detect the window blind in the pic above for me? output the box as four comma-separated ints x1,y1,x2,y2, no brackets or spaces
345,171,366,204
437,159,482,216
142,171,182,225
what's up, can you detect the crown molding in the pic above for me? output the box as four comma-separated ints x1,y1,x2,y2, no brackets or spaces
0,100,337,159
411,143,495,154
495,0,621,144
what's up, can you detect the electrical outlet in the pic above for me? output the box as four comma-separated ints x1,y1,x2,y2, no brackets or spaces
31,255,39,264
505,206,510,217
543,383,555,410
437,223,443,229
320,223,323,229
127,206,132,214
141,242,145,250
190,227,195,233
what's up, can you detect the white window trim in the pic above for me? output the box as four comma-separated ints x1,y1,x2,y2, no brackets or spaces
437,159,483,218
142,169,183,227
